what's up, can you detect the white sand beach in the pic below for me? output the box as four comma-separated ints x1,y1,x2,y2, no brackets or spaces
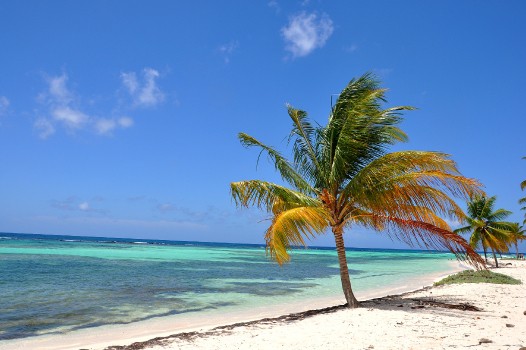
2,260,525,350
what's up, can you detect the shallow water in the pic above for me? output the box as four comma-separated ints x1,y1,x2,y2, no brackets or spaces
0,232,455,340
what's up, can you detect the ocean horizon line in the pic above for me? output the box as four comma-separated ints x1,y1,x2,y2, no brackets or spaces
0,231,453,254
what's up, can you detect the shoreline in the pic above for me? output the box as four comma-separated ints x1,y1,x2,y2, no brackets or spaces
0,261,466,350
134,259,526,350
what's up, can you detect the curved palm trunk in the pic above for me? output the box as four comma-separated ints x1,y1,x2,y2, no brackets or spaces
482,245,488,264
516,243,519,259
332,227,360,308
490,248,499,268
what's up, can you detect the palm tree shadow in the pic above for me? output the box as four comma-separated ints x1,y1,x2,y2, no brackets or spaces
361,290,482,317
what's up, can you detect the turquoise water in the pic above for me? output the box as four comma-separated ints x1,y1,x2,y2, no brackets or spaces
0,232,456,340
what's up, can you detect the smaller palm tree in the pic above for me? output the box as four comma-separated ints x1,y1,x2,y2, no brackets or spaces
455,195,514,267
509,223,525,259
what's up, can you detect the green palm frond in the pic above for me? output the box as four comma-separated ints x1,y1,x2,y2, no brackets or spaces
468,229,482,249
287,106,322,186
460,195,515,256
238,133,314,194
486,208,513,222
454,225,475,235
231,180,320,213
508,223,526,245
325,74,414,186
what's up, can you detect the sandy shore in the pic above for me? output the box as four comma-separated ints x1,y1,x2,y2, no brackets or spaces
109,260,526,350
2,260,525,350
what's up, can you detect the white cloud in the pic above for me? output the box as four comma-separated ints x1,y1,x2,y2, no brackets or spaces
52,106,89,130
94,118,117,135
118,116,134,128
52,197,106,214
0,96,10,116
345,44,358,53
35,73,136,138
157,203,176,213
48,74,73,104
268,0,280,13
121,68,165,107
94,116,134,135
121,72,139,95
79,202,90,211
281,12,334,58
36,73,89,135
219,41,239,63
34,118,55,139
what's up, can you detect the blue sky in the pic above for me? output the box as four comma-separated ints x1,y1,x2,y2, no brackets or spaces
1,1,525,251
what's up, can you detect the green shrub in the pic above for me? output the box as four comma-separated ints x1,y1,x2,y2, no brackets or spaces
434,270,521,286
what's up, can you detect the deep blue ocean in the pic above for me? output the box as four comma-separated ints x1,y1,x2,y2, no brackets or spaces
0,232,456,341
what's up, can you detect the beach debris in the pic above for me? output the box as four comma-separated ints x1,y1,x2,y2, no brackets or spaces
501,315,508,318
477,338,493,345
397,304,404,307
410,298,482,311
505,323,514,327
478,338,493,344
523,310,526,315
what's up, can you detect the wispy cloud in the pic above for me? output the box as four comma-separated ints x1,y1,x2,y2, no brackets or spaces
281,11,334,58
34,118,55,139
52,106,89,130
94,116,134,135
0,96,10,116
268,0,280,14
345,44,358,53
51,196,106,214
121,68,165,107
219,40,239,63
48,74,73,104
157,203,177,213
34,73,134,139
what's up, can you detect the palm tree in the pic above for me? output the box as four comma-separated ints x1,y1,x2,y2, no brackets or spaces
231,73,484,308
509,223,525,259
454,195,514,267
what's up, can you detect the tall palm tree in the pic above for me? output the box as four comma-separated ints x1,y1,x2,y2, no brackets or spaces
231,73,484,308
509,223,525,259
454,195,514,267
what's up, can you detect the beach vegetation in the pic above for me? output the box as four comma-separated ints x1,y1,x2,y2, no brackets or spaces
434,269,521,286
454,195,514,268
509,223,525,259
231,73,485,308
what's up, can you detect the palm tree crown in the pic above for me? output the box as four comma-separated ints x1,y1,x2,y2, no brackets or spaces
509,223,525,259
231,73,484,307
454,195,514,267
